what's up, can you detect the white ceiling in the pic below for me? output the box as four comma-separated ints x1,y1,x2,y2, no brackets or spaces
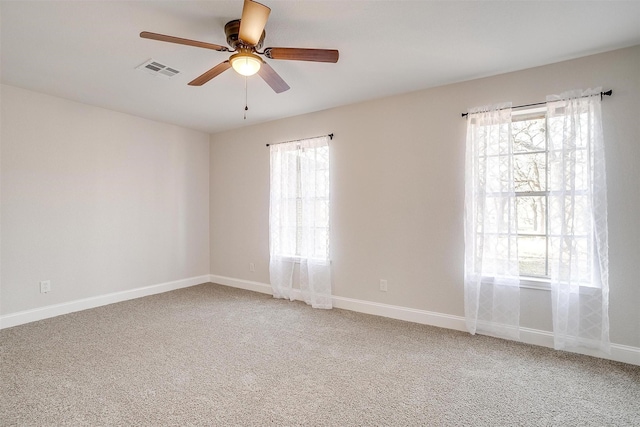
2,1,640,134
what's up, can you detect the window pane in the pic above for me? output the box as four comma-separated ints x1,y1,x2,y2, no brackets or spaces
518,236,547,277
514,152,546,192
510,112,552,281
513,117,546,153
516,196,546,235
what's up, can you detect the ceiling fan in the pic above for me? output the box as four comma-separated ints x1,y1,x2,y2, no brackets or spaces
140,0,339,93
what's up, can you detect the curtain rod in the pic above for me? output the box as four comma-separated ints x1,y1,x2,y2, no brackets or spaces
266,133,333,147
461,90,612,118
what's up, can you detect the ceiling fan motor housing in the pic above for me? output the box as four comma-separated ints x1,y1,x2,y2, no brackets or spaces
225,19,265,50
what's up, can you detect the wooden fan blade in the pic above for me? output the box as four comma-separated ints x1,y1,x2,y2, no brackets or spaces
140,31,229,52
238,0,270,46
188,61,231,86
258,61,290,93
264,47,339,63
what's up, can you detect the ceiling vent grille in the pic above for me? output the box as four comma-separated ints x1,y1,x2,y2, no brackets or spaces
136,59,180,78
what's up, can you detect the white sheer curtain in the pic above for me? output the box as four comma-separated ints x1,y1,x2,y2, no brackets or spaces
464,102,521,339
269,136,332,309
546,88,610,352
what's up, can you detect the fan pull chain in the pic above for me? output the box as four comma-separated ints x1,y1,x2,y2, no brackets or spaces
244,76,248,120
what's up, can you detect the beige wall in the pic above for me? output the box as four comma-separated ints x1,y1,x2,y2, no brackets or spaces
1,85,210,315
1,46,637,349
210,45,640,348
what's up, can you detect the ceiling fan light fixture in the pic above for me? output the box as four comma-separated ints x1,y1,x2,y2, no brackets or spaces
230,52,262,76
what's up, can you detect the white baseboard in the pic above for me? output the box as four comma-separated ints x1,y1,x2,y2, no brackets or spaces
0,275,210,330
3,274,636,366
518,327,639,366
209,275,273,296
209,274,639,366
331,295,467,332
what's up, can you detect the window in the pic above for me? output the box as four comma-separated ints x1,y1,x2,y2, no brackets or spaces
269,135,332,309
465,89,609,350
513,106,601,289
269,139,329,261
471,106,598,287
512,108,549,282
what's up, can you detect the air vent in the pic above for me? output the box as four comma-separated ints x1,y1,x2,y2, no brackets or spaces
136,59,181,78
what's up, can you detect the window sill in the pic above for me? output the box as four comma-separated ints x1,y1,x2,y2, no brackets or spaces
478,276,600,295
273,255,331,265
518,277,600,295
519,277,551,291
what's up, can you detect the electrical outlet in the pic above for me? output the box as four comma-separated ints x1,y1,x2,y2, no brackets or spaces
249,263,255,272
379,279,388,292
40,280,51,293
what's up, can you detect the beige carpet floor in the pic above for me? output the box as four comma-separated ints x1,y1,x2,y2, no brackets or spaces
1,283,639,426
